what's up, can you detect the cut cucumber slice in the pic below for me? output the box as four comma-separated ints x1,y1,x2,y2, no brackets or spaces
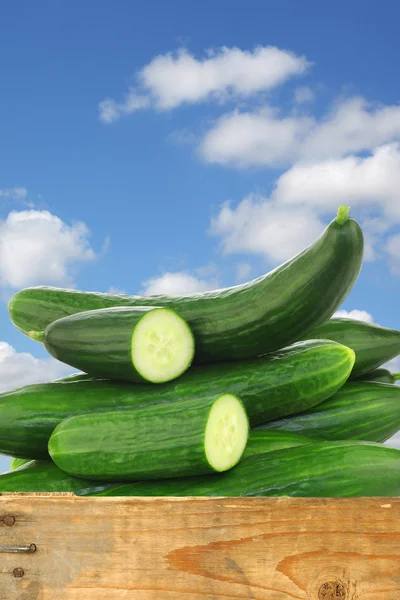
43,306,195,383
132,308,195,383
48,393,249,480
205,393,249,471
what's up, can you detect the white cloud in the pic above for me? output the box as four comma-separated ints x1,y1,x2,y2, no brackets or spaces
99,94,150,124
384,234,400,273
200,108,313,167
209,194,324,263
272,144,400,218
294,86,315,104
0,187,28,201
200,97,400,168
333,309,374,323
302,97,400,161
99,46,309,121
0,341,72,393
235,262,252,282
0,210,96,288
141,271,218,295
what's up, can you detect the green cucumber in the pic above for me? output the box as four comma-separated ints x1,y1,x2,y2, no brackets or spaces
0,460,118,495
42,306,195,383
304,318,400,378
10,457,31,470
256,381,400,442
49,394,249,480
9,206,363,364
356,368,400,384
0,339,354,459
89,441,400,498
0,431,310,494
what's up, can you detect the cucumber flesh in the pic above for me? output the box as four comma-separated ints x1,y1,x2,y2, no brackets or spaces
205,394,249,471
132,307,194,383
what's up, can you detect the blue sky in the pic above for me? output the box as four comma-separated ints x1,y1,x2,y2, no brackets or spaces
1,0,400,471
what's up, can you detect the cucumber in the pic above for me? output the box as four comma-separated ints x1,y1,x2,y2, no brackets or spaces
0,460,118,495
10,457,31,470
0,431,310,494
42,306,195,383
256,381,400,442
88,441,400,498
9,206,364,364
49,394,249,480
304,318,400,378
0,339,354,459
356,368,400,384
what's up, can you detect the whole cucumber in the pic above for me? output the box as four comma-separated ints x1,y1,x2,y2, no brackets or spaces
0,339,354,459
256,381,400,443
89,441,400,498
9,206,363,364
304,318,400,378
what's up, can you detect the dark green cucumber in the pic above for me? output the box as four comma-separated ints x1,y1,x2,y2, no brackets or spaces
10,457,31,470
0,339,354,459
256,381,400,442
304,318,400,378
9,206,363,364
88,441,400,498
0,460,118,494
356,368,400,384
49,394,249,480
0,431,310,494
42,306,195,383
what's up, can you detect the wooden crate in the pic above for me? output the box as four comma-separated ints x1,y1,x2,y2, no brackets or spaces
0,494,399,599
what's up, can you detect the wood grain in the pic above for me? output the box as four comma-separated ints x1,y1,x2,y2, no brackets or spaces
0,495,399,599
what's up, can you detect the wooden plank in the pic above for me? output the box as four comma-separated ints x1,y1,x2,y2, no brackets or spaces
0,496,399,599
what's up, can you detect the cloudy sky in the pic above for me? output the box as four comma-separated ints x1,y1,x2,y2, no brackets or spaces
1,0,400,471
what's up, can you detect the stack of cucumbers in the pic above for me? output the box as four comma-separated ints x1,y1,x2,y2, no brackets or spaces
2,205,400,498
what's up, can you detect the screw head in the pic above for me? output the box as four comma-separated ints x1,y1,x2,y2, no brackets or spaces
3,515,16,526
13,568,24,578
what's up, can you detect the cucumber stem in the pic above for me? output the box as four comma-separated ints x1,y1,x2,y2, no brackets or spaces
335,205,350,225
392,373,400,382
28,330,45,343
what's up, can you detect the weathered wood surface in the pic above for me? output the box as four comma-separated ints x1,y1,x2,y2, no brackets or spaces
0,495,399,599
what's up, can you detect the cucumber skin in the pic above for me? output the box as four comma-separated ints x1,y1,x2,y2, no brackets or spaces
0,461,118,495
256,381,400,442
304,318,400,378
48,395,248,481
243,430,314,458
9,213,363,364
356,368,396,384
43,306,194,383
0,431,312,494
0,339,354,459
89,441,400,498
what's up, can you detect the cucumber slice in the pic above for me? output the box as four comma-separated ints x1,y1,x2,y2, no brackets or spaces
205,393,249,472
48,393,249,480
43,306,195,383
132,307,194,383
